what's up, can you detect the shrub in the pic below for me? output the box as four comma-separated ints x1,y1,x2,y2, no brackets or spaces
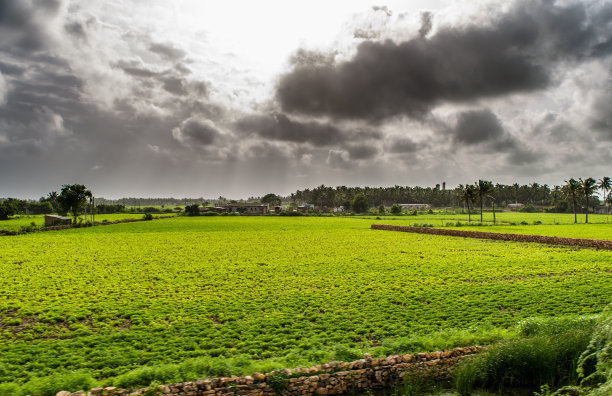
519,204,539,213
454,331,591,394
22,372,98,396
391,204,402,214
143,213,153,221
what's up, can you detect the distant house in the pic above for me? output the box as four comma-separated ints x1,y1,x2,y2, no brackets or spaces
45,215,71,226
398,204,430,210
273,206,287,213
225,203,269,215
507,203,524,210
200,206,227,213
297,203,315,213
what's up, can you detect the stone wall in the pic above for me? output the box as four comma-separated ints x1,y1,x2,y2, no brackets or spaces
57,346,484,396
371,224,612,250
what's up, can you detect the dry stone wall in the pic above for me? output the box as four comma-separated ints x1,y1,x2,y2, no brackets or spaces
371,224,612,250
56,347,484,396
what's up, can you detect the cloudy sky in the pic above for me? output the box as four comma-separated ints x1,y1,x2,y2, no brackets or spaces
1,0,611,199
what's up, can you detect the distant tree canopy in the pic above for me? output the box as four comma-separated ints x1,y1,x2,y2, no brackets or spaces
352,194,369,213
0,200,17,220
57,184,92,224
261,193,281,206
184,204,200,216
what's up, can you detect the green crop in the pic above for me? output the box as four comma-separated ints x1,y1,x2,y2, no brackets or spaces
0,216,611,387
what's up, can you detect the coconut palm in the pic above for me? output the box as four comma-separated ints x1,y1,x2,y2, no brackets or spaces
563,178,580,224
475,180,494,223
579,177,597,224
598,177,611,218
458,184,476,223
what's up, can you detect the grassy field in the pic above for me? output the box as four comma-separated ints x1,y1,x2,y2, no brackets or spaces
0,213,166,232
1,215,611,390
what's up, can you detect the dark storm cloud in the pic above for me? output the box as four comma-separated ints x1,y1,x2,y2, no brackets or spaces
0,0,65,51
418,11,433,38
277,0,612,122
448,108,538,165
385,137,419,153
235,112,381,147
454,109,504,145
347,144,378,160
172,117,223,147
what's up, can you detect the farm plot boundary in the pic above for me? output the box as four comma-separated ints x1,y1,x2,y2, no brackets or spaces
371,224,612,250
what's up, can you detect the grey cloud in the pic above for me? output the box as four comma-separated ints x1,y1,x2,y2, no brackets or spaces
277,0,611,122
449,108,538,165
326,150,351,169
385,137,419,153
418,11,433,38
149,42,187,61
0,71,6,105
347,144,378,160
454,109,504,145
372,6,392,17
172,118,223,147
235,113,346,147
0,0,66,51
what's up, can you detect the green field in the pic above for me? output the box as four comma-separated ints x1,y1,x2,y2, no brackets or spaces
1,215,611,390
0,214,166,232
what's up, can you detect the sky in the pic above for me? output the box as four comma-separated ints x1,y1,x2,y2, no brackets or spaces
0,0,611,199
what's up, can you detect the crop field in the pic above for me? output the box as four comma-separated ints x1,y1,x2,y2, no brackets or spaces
1,216,611,388
0,214,165,232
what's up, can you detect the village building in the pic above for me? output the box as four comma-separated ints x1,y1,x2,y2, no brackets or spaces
44,215,71,226
398,203,431,210
507,203,525,210
225,203,270,215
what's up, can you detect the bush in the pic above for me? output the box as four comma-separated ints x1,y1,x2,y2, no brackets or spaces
143,213,153,221
519,204,539,213
21,372,98,396
454,331,592,394
391,204,402,215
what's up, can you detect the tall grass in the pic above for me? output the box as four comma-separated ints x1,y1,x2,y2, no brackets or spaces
454,331,592,394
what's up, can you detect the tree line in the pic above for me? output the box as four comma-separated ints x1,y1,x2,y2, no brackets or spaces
287,178,611,216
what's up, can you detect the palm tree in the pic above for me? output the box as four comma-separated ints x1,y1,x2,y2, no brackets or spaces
598,177,611,218
563,178,580,224
475,180,494,223
458,184,476,223
579,177,597,224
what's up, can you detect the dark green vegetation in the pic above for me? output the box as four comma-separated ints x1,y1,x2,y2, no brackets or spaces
0,216,611,394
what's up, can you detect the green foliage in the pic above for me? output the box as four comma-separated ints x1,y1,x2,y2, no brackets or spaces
0,200,17,220
391,204,402,215
454,331,591,394
184,204,200,216
143,213,153,221
352,194,369,213
517,315,599,337
261,194,282,207
519,204,539,213
19,372,98,396
57,184,92,224
576,304,612,395
267,373,288,396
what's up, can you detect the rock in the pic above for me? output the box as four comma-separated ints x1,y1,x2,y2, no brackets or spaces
56,392,71,396
252,372,265,382
363,353,372,360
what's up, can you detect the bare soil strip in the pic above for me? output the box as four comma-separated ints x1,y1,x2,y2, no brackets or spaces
371,224,612,251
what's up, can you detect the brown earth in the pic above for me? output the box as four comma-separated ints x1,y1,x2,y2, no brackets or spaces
371,224,612,250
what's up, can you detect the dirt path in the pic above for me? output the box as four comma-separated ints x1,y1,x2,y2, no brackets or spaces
371,224,612,250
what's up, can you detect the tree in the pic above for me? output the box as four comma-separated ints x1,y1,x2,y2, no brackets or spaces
458,184,476,223
184,204,200,216
563,178,581,224
261,193,282,207
57,184,92,224
0,200,17,220
352,194,369,213
579,177,597,224
391,204,402,214
599,177,611,218
475,180,494,223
